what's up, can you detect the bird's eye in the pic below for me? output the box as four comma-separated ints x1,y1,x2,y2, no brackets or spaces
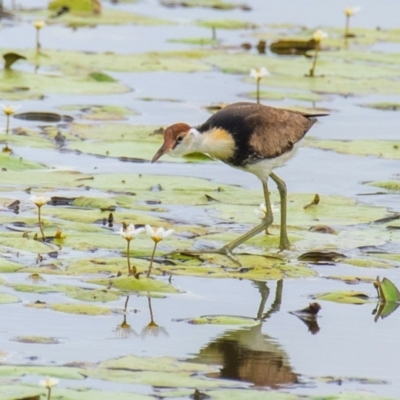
176,136,183,144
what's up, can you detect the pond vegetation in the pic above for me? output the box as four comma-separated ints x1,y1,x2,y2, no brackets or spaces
1,0,400,399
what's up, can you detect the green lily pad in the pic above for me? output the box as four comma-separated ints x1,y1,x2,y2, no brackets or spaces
60,9,170,27
59,105,137,121
97,354,217,374
0,153,44,171
8,284,63,294
50,303,112,315
0,69,130,99
360,102,400,111
244,90,324,102
0,258,23,273
180,315,260,325
312,290,371,305
0,385,43,399
343,258,394,269
368,181,400,191
375,277,400,303
89,275,180,294
48,0,101,13
0,293,20,304
198,19,257,30
0,365,84,379
12,336,59,344
304,138,400,160
161,0,248,10
169,37,219,46
67,288,121,302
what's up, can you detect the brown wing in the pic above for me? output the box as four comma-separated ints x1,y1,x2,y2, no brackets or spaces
244,104,317,159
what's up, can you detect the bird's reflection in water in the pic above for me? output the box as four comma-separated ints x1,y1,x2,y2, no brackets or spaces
190,280,299,388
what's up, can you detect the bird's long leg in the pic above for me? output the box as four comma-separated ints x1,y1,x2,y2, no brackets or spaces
270,172,290,250
221,179,274,253
167,179,275,264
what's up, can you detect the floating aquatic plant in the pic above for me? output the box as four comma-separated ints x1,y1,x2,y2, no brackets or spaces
249,67,269,104
308,30,328,77
145,225,174,277
39,376,58,400
2,104,20,135
118,223,144,276
30,194,51,241
344,6,361,38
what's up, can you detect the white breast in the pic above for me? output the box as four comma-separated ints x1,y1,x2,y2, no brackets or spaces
237,140,303,180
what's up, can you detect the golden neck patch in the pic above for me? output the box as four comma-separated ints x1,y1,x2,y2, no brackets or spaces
197,128,235,161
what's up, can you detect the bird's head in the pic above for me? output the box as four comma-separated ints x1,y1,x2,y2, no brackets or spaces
151,123,194,163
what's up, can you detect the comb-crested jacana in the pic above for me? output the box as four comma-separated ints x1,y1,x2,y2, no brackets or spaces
152,102,325,259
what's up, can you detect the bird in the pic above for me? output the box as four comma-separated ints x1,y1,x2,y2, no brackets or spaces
151,102,325,259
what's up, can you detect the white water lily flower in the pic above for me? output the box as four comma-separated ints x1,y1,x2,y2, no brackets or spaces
1,104,20,116
30,194,51,207
254,203,279,219
345,6,361,16
34,19,46,29
145,225,174,243
250,67,269,80
39,376,59,388
312,30,328,42
118,224,144,241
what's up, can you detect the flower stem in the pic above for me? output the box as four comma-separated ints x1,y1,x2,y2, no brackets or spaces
256,78,260,104
5,115,10,135
126,239,132,275
47,387,51,400
37,205,45,241
147,241,158,278
344,15,350,38
309,43,320,77
36,28,41,54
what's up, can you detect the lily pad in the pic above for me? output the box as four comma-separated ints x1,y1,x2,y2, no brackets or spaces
0,365,84,379
48,0,101,14
312,290,371,305
360,102,400,111
179,315,260,326
0,153,44,171
50,303,112,315
304,138,400,160
12,336,60,344
0,292,20,304
89,275,180,294
198,19,257,30
161,0,249,10
67,288,121,302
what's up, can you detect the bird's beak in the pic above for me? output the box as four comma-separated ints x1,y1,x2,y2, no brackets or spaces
151,142,169,163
